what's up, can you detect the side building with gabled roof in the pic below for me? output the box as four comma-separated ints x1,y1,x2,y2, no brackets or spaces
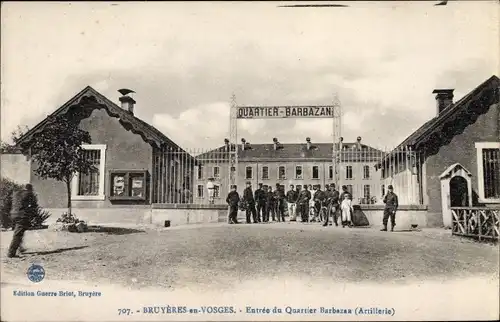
376,75,499,228
9,86,196,222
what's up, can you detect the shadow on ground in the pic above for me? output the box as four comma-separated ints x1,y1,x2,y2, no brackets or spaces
86,226,145,235
23,246,89,255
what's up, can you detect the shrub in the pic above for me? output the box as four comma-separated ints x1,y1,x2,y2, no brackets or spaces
0,178,23,229
0,178,51,229
30,206,51,228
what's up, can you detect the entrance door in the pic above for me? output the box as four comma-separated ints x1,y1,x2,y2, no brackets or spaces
450,176,469,207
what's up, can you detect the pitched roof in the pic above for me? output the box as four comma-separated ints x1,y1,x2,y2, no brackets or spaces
397,75,499,149
15,86,188,153
196,142,385,162
376,75,499,167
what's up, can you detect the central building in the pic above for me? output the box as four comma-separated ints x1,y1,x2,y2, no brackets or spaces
194,137,385,205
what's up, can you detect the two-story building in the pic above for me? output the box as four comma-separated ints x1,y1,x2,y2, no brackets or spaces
195,137,385,205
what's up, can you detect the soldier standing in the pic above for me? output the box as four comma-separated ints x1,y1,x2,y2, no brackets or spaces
274,183,286,222
7,184,37,258
297,185,312,222
381,185,399,232
226,185,240,224
254,183,266,222
266,185,276,222
324,184,340,227
243,182,258,224
286,184,298,222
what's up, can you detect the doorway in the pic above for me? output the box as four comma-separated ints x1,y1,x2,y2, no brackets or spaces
450,176,469,207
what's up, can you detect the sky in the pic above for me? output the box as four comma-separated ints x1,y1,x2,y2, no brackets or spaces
1,1,498,151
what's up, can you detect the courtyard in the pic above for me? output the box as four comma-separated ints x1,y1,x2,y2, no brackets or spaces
1,223,499,320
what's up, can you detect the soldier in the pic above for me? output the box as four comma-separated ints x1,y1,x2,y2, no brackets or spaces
381,185,399,232
297,184,312,222
286,184,298,222
226,185,240,224
254,183,266,222
274,183,286,222
262,186,270,222
7,184,37,258
312,185,326,222
324,183,340,227
266,185,276,222
243,182,258,224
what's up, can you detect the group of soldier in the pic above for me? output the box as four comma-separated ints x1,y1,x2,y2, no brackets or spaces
227,181,399,231
226,181,352,227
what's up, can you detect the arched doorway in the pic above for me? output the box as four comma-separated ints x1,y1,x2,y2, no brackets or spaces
450,176,469,207
439,163,473,228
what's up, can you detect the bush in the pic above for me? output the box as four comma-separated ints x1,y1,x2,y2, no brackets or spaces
0,178,23,229
30,206,51,228
56,212,85,224
0,178,51,229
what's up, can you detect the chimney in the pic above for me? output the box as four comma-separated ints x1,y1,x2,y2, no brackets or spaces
432,89,454,115
241,138,246,151
356,136,362,150
273,137,279,150
118,89,136,115
306,137,312,150
224,138,229,151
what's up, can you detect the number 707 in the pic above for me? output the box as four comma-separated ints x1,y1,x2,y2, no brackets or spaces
118,309,131,315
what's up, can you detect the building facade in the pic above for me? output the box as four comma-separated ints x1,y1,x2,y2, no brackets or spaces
195,138,385,205
377,75,500,227
12,86,195,209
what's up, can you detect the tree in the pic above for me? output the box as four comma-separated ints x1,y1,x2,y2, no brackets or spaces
29,115,93,215
1,125,29,153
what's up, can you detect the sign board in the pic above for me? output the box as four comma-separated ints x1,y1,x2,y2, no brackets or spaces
236,106,335,119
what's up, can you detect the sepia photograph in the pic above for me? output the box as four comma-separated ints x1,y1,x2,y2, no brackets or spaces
1,1,499,321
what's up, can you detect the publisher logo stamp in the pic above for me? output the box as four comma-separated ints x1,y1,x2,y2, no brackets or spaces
27,264,45,283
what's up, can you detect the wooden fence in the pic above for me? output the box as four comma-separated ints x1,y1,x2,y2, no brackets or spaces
451,207,500,241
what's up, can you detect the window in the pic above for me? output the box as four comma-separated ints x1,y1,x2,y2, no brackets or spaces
213,166,220,179
262,166,269,180
381,184,385,197
197,185,204,198
214,185,220,198
346,185,353,195
312,166,319,179
475,142,500,202
72,144,106,200
278,166,286,180
295,165,303,179
363,165,370,179
363,185,371,200
197,165,204,180
246,166,253,179
329,165,333,179
346,165,353,180
109,170,148,200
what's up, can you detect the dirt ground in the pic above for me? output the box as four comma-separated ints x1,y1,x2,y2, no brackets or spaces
1,223,499,321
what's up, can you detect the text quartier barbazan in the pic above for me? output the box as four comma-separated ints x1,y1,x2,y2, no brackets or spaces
236,106,335,119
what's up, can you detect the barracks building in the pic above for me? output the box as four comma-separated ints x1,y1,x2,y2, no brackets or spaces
194,137,385,205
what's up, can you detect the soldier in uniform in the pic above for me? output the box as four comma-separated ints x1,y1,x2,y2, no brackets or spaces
254,183,266,222
324,184,340,227
7,184,37,258
381,185,399,232
297,185,312,222
266,185,276,222
274,183,286,222
226,185,240,224
243,182,258,224
286,184,298,222
312,185,327,222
